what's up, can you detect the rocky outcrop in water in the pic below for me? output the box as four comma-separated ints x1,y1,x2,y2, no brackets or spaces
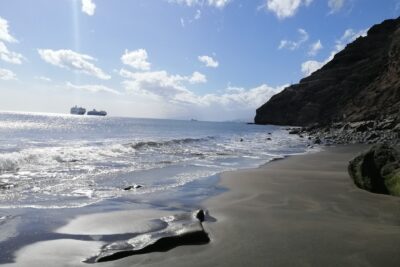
255,17,400,127
348,144,400,196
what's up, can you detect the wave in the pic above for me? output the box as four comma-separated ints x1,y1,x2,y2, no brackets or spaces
126,136,215,150
0,136,217,174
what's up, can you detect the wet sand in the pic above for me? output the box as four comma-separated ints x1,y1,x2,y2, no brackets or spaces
4,145,400,266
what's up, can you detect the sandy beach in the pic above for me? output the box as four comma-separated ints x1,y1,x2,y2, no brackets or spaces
4,145,400,267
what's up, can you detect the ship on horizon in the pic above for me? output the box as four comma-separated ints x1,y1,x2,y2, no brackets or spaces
70,106,86,115
87,109,107,116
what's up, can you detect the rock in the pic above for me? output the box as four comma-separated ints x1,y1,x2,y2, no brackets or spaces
314,138,322,144
255,18,400,126
124,184,143,190
266,138,272,141
394,123,400,132
348,144,400,196
367,132,380,141
288,129,301,135
0,183,16,190
195,209,205,222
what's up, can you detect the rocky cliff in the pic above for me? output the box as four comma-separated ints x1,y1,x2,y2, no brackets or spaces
255,17,400,126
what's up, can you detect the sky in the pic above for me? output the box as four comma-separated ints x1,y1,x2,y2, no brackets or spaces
0,0,399,121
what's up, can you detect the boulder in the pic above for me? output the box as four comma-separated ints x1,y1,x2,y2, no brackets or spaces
348,144,400,196
124,184,143,191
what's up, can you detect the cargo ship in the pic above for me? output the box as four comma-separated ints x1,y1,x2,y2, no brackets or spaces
87,109,107,116
70,106,86,115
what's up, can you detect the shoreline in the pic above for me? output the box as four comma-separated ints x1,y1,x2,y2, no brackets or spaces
3,144,400,266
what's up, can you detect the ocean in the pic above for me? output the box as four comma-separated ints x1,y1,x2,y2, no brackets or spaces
0,111,312,210
0,111,317,263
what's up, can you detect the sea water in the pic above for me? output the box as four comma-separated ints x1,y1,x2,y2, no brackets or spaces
0,111,312,209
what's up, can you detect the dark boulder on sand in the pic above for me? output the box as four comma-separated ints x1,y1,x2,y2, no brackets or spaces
348,144,400,196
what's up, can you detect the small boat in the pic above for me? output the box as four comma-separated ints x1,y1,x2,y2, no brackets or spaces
70,106,86,115
87,109,107,116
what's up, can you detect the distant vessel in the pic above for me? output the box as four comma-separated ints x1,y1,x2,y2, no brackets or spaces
87,109,107,116
70,106,86,115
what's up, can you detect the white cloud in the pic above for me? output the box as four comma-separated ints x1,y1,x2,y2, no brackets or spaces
168,0,231,8
0,68,16,80
207,0,231,8
189,71,207,83
0,17,25,65
120,69,197,101
38,49,110,80
120,69,206,98
34,76,52,82
308,40,323,56
278,28,309,50
194,9,202,19
301,27,368,76
121,49,151,71
0,41,24,64
81,0,96,16
180,18,185,27
120,67,285,120
66,82,121,95
0,17,17,43
266,0,313,19
198,55,219,68
328,0,345,13
301,60,324,76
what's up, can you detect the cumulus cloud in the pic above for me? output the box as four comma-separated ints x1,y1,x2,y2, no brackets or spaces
266,0,313,19
38,49,111,80
0,68,16,80
120,69,206,100
308,40,323,56
120,67,285,120
198,55,219,68
301,28,368,76
328,0,345,14
0,17,17,43
168,0,231,8
66,82,121,95
301,60,324,76
121,49,151,71
189,71,207,83
81,0,96,16
0,17,25,65
278,28,309,50
0,41,24,64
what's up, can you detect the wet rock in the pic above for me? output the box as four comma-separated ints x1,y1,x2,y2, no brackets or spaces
266,138,272,141
314,137,322,144
0,183,16,190
195,209,205,222
348,144,400,196
123,184,143,191
288,129,301,135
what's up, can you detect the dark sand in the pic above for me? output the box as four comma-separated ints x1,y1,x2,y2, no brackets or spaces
4,145,400,266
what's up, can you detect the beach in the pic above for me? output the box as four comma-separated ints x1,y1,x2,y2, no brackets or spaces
4,144,400,266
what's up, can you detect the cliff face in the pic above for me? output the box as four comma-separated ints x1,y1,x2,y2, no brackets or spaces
255,17,400,126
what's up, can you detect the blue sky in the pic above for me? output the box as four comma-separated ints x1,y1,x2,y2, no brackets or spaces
0,0,399,121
